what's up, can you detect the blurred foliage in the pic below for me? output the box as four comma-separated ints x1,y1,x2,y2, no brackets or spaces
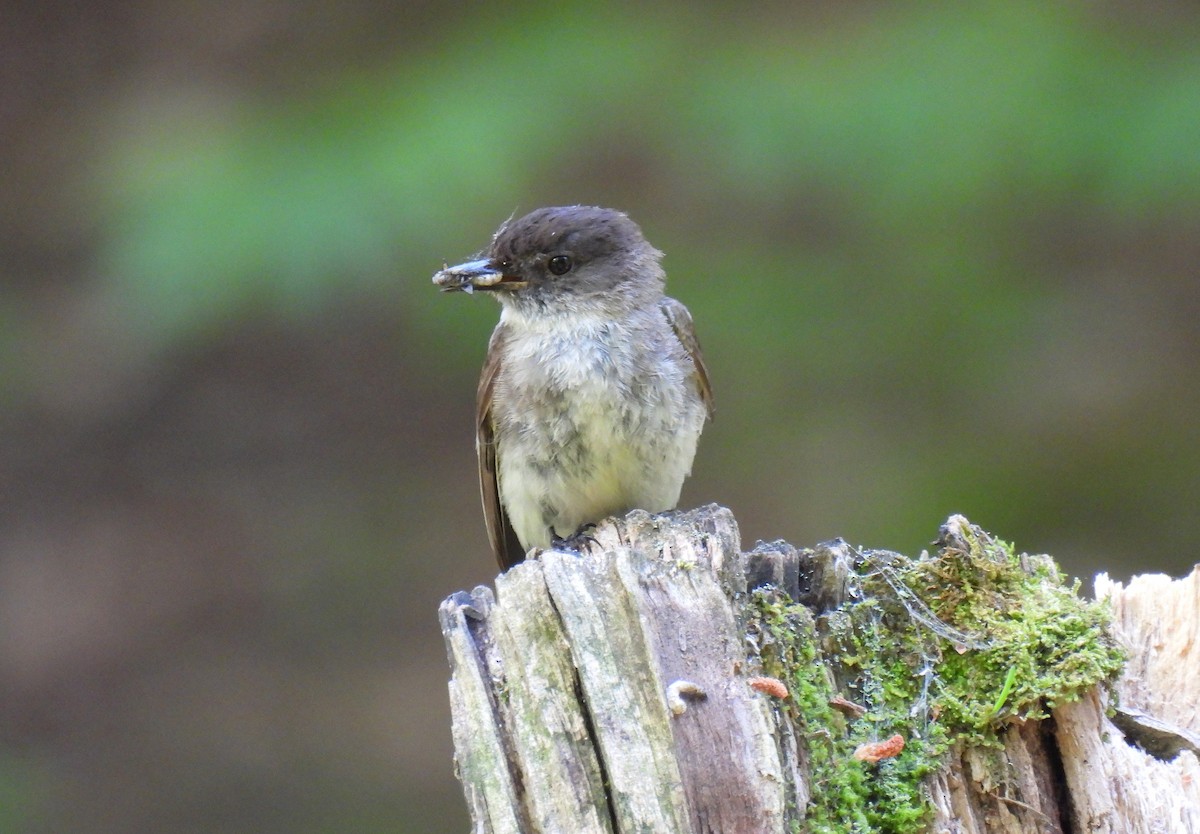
0,753,36,833
7,1,1200,832
96,2,1200,345
93,0,1200,561
96,4,669,350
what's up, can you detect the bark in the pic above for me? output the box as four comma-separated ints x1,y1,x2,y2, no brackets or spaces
439,506,1200,833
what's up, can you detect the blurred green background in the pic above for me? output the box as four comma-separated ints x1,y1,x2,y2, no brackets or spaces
2,2,1198,831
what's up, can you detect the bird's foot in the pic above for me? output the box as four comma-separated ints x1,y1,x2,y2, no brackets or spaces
550,522,599,554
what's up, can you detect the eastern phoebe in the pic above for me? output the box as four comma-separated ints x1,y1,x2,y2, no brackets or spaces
433,206,712,570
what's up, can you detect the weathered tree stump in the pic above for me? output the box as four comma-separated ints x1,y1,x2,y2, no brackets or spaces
439,505,1200,833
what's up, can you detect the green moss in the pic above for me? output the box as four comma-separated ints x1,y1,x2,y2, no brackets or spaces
748,518,1125,832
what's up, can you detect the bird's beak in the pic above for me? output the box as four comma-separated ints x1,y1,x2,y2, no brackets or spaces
432,259,527,294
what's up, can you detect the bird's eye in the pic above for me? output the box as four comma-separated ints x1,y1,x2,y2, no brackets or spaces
547,255,572,276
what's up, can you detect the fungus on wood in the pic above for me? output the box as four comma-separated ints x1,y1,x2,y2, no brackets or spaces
439,506,1200,833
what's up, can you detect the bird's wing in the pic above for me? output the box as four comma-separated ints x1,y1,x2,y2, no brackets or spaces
477,325,527,570
659,296,714,419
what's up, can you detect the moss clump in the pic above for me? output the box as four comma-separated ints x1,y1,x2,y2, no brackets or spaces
748,517,1125,832
756,598,939,833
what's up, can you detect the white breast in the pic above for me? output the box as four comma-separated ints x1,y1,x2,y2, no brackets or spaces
492,308,705,549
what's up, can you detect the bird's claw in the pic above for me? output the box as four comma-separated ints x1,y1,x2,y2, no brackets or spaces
551,523,600,553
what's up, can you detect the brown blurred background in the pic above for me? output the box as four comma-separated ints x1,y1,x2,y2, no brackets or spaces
2,2,1198,831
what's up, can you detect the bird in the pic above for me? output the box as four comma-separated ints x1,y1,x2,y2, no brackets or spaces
433,206,712,570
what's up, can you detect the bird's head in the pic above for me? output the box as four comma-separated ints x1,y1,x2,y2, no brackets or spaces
433,206,664,317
